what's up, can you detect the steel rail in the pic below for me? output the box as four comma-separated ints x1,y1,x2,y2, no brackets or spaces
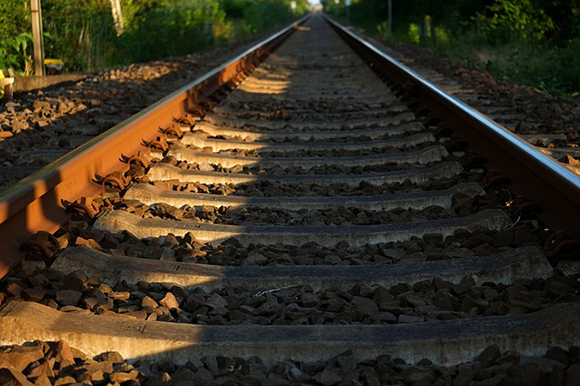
324,15,580,240
0,14,311,279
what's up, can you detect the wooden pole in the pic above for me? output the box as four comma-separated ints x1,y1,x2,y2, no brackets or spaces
30,0,45,76
109,0,125,36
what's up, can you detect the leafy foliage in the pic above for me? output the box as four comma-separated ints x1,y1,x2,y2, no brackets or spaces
1,0,307,72
474,0,555,43
0,33,33,72
325,0,580,99
0,0,32,73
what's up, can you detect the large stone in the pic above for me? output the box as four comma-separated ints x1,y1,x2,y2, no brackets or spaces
96,351,124,364
109,370,139,383
159,292,180,310
47,341,74,366
475,345,500,367
312,369,342,386
0,347,44,372
0,367,34,386
55,290,82,306
565,364,580,386
351,296,379,316
21,288,46,302
27,359,55,378
205,293,227,310
141,296,159,308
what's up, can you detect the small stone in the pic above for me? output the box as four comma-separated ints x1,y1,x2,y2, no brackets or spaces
21,288,45,302
20,260,46,275
30,375,51,386
56,290,82,306
109,370,139,383
453,368,475,386
163,234,179,248
506,362,544,385
192,368,213,383
159,292,180,310
141,296,159,308
423,233,443,244
352,296,379,315
0,345,44,372
565,363,580,386
48,341,74,365
312,369,342,386
521,356,565,372
544,346,570,367
27,359,54,378
4,282,24,297
381,248,406,259
398,314,423,323
96,351,124,364
159,247,176,261
406,371,434,384
74,236,103,251
171,368,195,383
205,293,227,309
243,251,268,265
0,367,34,386
301,293,319,307
476,345,501,367
53,376,76,385
402,294,427,307
109,291,131,300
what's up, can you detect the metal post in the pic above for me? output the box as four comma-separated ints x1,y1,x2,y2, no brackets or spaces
30,0,45,76
345,0,351,21
388,0,392,35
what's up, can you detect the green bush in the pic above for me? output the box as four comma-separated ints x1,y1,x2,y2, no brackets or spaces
42,0,118,71
1,0,307,72
473,0,555,44
0,33,33,73
0,0,32,73
119,0,231,63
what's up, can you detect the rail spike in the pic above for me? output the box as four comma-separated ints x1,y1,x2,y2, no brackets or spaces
123,151,152,169
65,197,100,219
21,231,61,260
146,136,169,152
162,123,184,139
100,171,130,191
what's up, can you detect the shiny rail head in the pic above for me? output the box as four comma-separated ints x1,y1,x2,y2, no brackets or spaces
322,13,580,239
0,14,312,280
322,14,580,189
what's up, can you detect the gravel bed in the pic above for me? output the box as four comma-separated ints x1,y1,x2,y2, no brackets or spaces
207,119,419,133
53,215,546,266
374,36,580,151
2,263,579,327
202,129,426,142
170,157,441,176
2,340,579,385
0,33,275,193
211,105,406,122
222,99,388,114
208,143,433,158
135,168,481,198
115,199,459,226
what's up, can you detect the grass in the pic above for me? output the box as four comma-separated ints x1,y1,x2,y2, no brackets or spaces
379,24,580,101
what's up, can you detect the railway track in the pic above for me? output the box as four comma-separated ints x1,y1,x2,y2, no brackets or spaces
1,13,580,385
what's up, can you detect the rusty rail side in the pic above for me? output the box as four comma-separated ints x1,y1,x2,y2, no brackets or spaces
324,15,580,240
0,14,311,278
